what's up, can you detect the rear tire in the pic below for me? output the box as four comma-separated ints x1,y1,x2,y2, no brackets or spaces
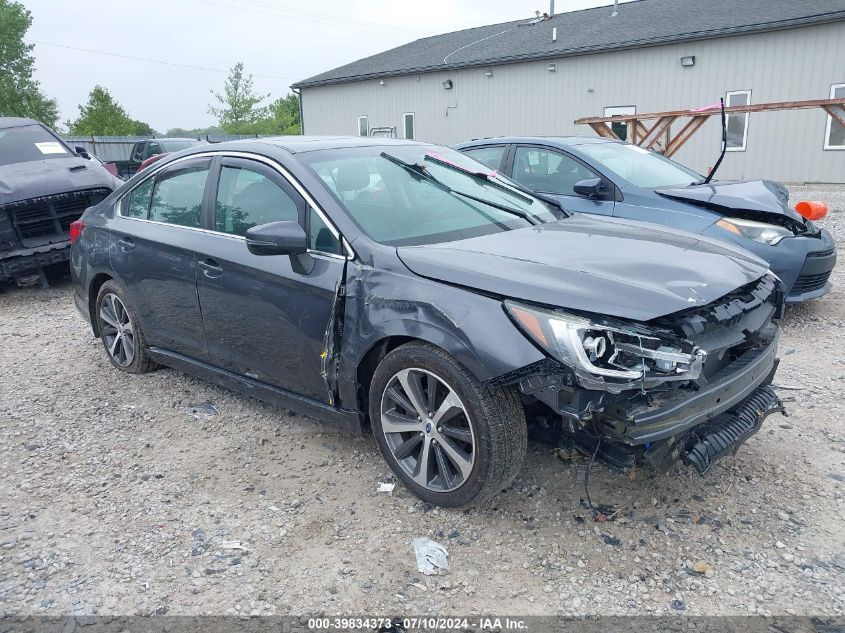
370,341,526,507
95,280,157,374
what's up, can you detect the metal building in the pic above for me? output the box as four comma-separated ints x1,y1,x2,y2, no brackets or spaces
292,0,845,183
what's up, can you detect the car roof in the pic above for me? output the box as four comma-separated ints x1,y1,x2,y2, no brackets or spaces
151,138,201,143
240,135,427,154
457,136,621,148
0,117,44,130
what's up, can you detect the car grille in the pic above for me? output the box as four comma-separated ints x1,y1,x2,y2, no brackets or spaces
7,188,111,243
806,248,835,259
792,271,831,294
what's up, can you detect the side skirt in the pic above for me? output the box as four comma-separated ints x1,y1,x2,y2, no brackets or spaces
148,347,365,433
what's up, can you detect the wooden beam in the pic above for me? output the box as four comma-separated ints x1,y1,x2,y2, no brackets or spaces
822,105,845,131
575,98,845,125
641,116,677,150
589,121,620,140
663,116,708,157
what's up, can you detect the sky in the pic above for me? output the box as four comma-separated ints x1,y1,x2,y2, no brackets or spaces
23,0,632,133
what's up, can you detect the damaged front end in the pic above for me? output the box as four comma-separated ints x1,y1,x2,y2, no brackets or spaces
502,273,786,475
0,188,112,285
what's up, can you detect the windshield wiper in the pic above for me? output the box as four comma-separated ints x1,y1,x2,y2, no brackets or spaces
423,153,571,217
423,153,535,203
380,152,539,225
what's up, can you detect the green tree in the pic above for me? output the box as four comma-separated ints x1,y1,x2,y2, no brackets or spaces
68,86,154,135
264,93,301,135
166,125,223,138
132,119,157,136
208,62,269,134
0,0,59,127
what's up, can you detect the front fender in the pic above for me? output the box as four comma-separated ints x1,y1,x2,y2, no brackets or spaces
336,263,545,409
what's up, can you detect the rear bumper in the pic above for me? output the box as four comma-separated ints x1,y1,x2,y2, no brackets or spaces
0,242,70,281
603,326,779,445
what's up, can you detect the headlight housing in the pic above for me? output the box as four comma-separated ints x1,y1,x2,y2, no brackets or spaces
716,217,792,245
505,301,703,386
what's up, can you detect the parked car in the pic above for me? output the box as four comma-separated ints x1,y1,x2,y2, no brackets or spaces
126,138,205,176
71,137,785,507
455,137,836,303
0,117,122,286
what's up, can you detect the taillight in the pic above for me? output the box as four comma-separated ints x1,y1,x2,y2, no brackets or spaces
69,220,85,244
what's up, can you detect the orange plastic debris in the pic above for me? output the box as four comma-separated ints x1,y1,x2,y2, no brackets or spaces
794,200,828,221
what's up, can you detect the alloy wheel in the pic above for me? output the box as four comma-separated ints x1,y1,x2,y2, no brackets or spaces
99,293,135,367
380,368,476,493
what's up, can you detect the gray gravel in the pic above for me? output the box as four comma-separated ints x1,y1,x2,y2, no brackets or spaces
0,186,843,617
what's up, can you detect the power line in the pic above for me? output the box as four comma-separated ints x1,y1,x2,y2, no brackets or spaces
234,0,431,34
191,0,431,37
32,41,293,80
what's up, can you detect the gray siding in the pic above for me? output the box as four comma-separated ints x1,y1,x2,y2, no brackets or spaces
301,22,845,183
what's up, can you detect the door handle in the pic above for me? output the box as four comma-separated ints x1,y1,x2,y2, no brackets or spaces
198,259,223,277
116,238,135,251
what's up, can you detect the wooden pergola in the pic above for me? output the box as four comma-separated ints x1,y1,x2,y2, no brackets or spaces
574,98,845,157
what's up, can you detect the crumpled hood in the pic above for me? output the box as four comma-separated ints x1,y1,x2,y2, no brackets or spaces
656,180,805,223
397,215,769,322
0,157,119,207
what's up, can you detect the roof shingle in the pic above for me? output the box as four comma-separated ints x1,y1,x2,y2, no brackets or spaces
292,0,845,88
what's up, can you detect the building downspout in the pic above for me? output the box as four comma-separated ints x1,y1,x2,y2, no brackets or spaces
292,87,304,135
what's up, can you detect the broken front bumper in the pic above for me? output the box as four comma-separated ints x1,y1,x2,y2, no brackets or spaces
522,325,781,473
0,242,71,282
603,327,780,445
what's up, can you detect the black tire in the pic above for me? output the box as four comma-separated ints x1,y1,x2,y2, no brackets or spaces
370,341,526,508
95,280,157,374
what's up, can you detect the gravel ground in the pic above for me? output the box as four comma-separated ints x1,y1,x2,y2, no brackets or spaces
0,186,843,619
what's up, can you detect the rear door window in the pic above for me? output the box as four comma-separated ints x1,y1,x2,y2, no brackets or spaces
149,159,211,228
123,178,155,218
461,146,507,171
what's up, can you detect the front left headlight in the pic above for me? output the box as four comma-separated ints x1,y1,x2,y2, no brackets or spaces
505,301,701,382
716,217,792,245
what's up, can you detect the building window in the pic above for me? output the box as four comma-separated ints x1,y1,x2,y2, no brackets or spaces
725,90,751,151
604,106,635,141
357,115,368,137
403,112,415,140
824,83,845,150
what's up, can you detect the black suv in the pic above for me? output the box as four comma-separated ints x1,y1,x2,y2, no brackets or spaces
0,117,121,286
71,137,784,507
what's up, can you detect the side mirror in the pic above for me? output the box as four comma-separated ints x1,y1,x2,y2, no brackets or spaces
246,221,307,256
75,145,91,160
573,178,605,199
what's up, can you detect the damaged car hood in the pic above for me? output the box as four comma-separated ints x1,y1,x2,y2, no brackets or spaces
656,180,805,223
0,157,118,206
397,215,769,321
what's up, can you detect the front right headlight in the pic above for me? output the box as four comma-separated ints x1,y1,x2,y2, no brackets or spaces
716,217,792,245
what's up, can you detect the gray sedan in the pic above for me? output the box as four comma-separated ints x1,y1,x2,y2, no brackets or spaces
455,137,836,303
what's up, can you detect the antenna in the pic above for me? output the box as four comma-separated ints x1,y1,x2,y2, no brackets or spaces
611,0,619,16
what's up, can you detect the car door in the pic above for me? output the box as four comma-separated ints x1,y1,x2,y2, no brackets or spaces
128,141,146,175
109,156,212,360
194,155,346,403
146,141,163,159
509,145,616,215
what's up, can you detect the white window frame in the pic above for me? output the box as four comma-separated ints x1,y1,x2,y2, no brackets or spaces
824,83,845,150
357,115,368,137
725,90,751,152
403,112,415,140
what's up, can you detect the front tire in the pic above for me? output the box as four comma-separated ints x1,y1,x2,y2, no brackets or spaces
370,342,526,507
95,280,156,374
